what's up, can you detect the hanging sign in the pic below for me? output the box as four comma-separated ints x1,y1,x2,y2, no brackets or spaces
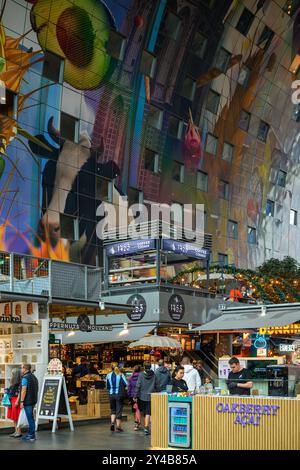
106,239,155,257
163,239,209,260
127,294,147,321
168,294,185,321
49,321,113,332
36,375,74,433
279,344,295,352
259,324,300,335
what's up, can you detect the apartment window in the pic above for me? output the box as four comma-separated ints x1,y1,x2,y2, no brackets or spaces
172,161,184,183
60,112,79,142
60,214,79,241
0,89,17,118
215,47,231,73
236,8,255,36
238,65,250,87
219,180,230,200
222,142,234,162
154,11,181,55
128,187,143,206
227,220,238,239
205,133,218,155
192,32,207,59
107,30,126,61
170,202,183,226
218,253,228,266
197,171,208,192
257,120,269,142
292,103,300,122
277,170,287,188
257,26,274,50
140,50,157,78
266,199,274,217
42,50,64,83
144,148,159,173
247,226,257,244
148,106,163,130
168,116,184,139
239,109,251,131
290,209,298,226
96,176,112,202
180,76,196,101
206,89,221,114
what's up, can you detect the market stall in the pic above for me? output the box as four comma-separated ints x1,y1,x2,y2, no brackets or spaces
151,393,300,450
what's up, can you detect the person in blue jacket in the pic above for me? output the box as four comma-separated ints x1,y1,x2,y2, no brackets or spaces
106,363,127,433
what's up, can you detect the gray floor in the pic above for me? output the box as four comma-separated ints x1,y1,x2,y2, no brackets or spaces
0,412,150,450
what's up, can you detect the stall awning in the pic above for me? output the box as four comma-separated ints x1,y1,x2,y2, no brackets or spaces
193,307,300,332
59,324,156,344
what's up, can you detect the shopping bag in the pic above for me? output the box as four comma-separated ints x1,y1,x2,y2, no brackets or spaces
1,393,11,407
17,408,28,428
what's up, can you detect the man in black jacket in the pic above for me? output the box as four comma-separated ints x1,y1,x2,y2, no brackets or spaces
18,364,39,442
134,362,157,435
155,360,171,392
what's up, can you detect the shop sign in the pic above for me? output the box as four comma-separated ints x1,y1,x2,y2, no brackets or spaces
216,402,280,427
106,239,155,257
279,344,295,352
259,324,300,335
168,294,185,321
162,239,209,260
0,302,39,323
257,348,267,357
127,294,147,321
47,358,63,375
49,321,113,332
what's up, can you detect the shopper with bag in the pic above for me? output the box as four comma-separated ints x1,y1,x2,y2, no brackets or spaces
106,363,127,433
18,363,39,442
127,365,141,431
6,368,22,437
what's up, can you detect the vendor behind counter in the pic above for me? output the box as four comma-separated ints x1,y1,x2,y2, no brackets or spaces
227,357,253,396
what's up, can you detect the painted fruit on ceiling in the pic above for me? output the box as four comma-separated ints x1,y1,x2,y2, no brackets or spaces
30,0,115,90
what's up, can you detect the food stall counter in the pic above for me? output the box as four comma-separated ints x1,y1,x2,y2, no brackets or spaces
151,393,300,450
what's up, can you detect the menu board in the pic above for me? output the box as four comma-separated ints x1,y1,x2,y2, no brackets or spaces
39,379,60,417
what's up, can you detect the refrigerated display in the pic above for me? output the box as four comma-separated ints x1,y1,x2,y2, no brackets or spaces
168,401,191,448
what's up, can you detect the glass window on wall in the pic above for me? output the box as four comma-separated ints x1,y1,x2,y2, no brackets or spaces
239,109,251,131
60,214,79,241
219,180,230,200
205,133,218,155
218,253,228,266
257,26,274,50
180,76,196,101
236,8,255,36
197,171,208,192
192,32,208,59
140,50,157,77
42,50,64,83
172,161,184,183
0,89,17,118
266,199,274,217
107,30,126,61
60,112,79,142
168,116,184,139
215,47,231,73
222,142,234,162
144,148,160,173
290,209,298,225
238,65,250,87
95,176,112,202
227,220,238,239
128,187,143,206
206,89,221,114
148,106,163,130
277,170,287,188
257,120,270,142
247,226,257,244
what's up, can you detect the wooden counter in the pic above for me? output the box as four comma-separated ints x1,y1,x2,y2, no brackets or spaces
151,394,300,450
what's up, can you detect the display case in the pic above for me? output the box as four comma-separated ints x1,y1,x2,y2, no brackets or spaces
168,400,191,448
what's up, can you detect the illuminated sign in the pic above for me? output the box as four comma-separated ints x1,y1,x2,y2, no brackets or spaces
259,324,300,335
279,344,295,352
216,402,280,427
254,333,267,349
257,348,267,357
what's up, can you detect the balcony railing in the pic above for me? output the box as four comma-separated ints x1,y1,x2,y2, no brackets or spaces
0,251,103,302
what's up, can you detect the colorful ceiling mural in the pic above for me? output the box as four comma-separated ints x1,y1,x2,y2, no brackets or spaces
0,0,299,270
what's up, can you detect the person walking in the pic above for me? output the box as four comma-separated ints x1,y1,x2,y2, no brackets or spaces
134,361,157,436
18,364,38,442
171,365,188,393
106,363,127,433
155,359,171,392
127,365,141,431
181,356,201,392
6,367,22,438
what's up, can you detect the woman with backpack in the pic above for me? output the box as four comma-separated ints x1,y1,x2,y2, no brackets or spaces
106,363,127,433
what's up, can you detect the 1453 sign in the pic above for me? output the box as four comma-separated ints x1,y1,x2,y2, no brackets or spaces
168,294,185,321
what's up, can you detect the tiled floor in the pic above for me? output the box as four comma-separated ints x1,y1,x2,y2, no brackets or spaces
0,411,150,450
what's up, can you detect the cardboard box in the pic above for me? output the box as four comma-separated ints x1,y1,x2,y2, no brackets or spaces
87,404,95,417
77,404,87,415
94,403,110,418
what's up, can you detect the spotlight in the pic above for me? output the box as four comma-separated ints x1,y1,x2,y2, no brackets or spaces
99,300,105,310
67,331,75,337
119,323,129,336
261,305,267,317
